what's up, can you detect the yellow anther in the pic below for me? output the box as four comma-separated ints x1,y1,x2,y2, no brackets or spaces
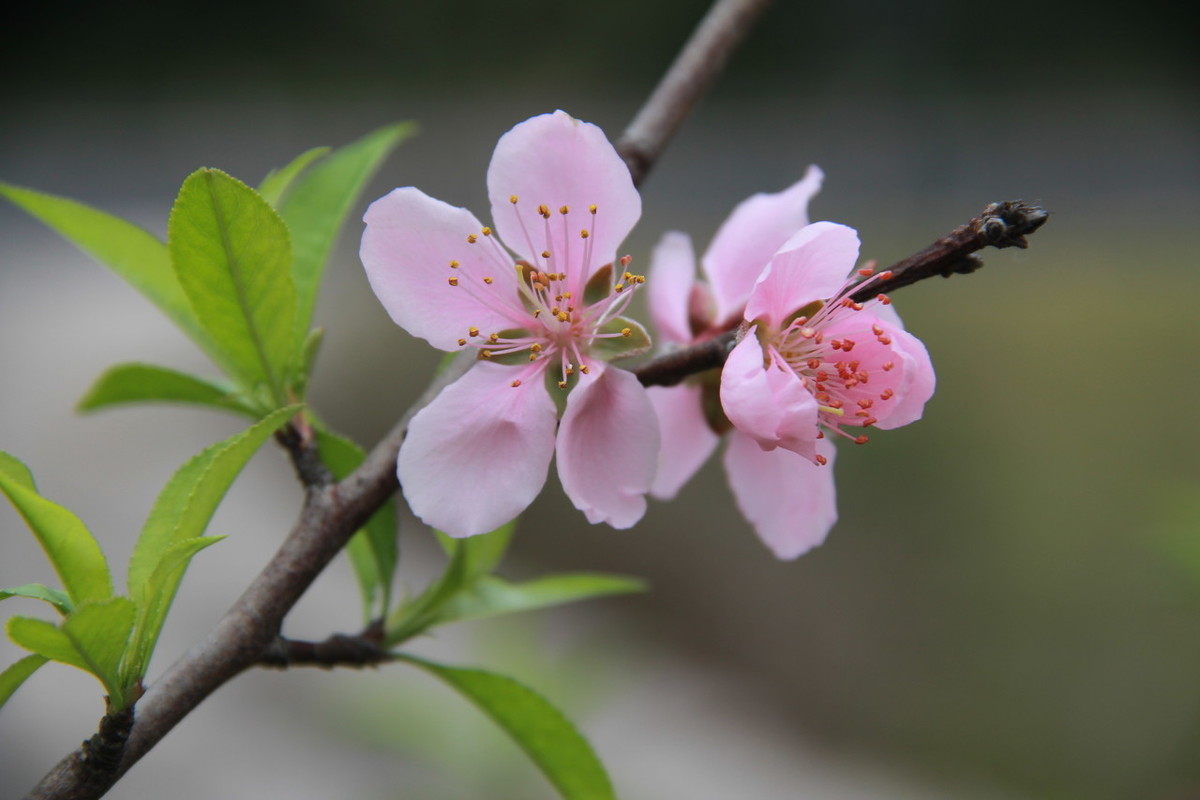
481,350,493,358
556,311,569,322
449,260,460,268
529,353,538,361
457,338,467,346
538,204,550,218
580,229,590,239
466,234,477,243
489,332,499,343
533,309,542,318
483,276,494,284
621,327,632,337
510,195,519,204
511,379,522,387
558,380,568,389
635,275,646,284
481,226,492,236
580,364,590,374
448,277,459,286
624,272,633,280
530,343,543,353
589,204,597,214
566,367,575,375
468,326,480,337
559,205,569,215
614,284,625,292
541,250,551,259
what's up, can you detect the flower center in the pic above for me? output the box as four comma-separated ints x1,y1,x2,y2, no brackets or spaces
770,267,898,446
446,197,645,389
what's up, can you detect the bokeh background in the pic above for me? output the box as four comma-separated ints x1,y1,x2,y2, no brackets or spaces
2,1,1198,798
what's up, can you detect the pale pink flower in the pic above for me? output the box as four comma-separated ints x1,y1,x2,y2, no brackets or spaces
361,111,658,537
646,171,935,558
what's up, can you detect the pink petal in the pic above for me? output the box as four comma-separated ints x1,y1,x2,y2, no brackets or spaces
647,231,699,346
724,430,838,560
702,165,824,320
556,364,659,528
646,383,720,500
720,332,819,460
486,111,641,298
819,310,935,430
398,361,557,537
744,222,860,330
362,187,524,351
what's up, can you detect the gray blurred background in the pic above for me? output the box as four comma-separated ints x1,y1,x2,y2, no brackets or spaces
2,1,1198,798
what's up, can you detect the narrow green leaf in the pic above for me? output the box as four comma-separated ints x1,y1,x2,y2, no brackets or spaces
8,597,136,706
1,584,74,615
281,122,416,346
76,362,260,417
0,182,219,362
315,429,398,621
0,654,48,710
400,656,615,800
0,453,112,606
0,451,36,491
122,407,296,681
436,523,514,584
169,168,296,400
437,573,646,625
258,146,330,208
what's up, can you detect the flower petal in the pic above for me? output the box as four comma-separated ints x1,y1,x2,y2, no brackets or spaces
362,187,524,351
487,111,641,297
720,332,819,460
724,431,838,560
556,363,659,528
646,383,720,500
647,231,699,346
744,222,860,330
872,324,936,430
398,361,557,537
702,165,824,320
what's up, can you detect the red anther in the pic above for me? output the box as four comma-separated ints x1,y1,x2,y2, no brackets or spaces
857,267,874,277
877,335,892,345
849,360,860,371
815,454,829,466
878,271,893,280
872,324,884,336
855,410,871,418
830,340,842,350
829,399,844,409
807,358,822,370
882,361,895,371
816,431,825,439
841,339,856,352
816,371,830,382
814,333,824,344
856,372,869,383
844,379,858,389
854,435,870,445
850,302,864,311
878,294,892,305
880,388,894,400
815,392,831,402
862,416,877,427
857,398,874,409
511,379,522,388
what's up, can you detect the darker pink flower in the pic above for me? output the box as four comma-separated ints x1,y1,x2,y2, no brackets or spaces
361,111,658,537
646,171,935,558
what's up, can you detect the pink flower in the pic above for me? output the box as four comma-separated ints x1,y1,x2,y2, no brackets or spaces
646,170,935,558
361,111,659,537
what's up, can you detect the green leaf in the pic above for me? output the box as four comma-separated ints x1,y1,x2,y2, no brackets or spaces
437,573,646,625
385,523,515,646
76,362,260,417
436,523,514,584
399,656,615,800
280,122,415,348
292,328,325,400
0,654,48,710
121,406,297,682
169,168,296,401
1,584,74,615
0,452,112,606
8,597,136,707
0,182,220,364
258,146,330,208
315,429,398,621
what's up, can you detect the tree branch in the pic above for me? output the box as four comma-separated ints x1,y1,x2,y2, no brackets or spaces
631,201,1049,388
616,0,775,186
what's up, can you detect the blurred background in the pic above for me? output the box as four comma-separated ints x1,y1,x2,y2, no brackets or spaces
2,0,1198,797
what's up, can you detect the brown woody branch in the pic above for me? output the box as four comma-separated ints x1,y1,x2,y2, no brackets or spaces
631,201,1049,388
